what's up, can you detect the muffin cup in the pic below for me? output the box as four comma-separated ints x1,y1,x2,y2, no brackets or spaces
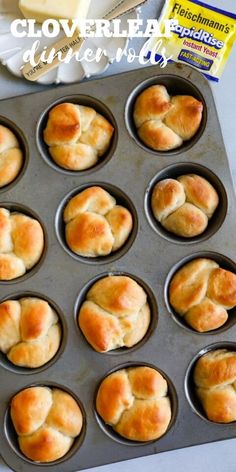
55,183,138,265
144,162,227,245
74,271,158,355
164,251,236,335
4,382,86,466
36,95,118,176
184,341,236,424
94,361,178,446
125,75,207,156
0,291,67,374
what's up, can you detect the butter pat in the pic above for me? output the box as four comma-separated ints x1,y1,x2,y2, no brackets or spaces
19,0,91,24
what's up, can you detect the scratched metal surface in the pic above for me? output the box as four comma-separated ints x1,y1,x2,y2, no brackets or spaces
0,63,236,472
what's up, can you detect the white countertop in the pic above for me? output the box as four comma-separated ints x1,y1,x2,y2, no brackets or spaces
0,0,236,471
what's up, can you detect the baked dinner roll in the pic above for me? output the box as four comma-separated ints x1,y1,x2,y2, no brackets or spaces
194,349,236,423
0,297,61,368
133,85,203,151
43,103,114,171
0,208,44,280
169,258,236,332
0,125,23,187
96,366,172,441
151,174,219,238
10,386,83,462
64,187,133,257
78,275,151,352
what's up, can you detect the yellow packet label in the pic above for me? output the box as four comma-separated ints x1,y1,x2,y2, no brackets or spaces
149,0,236,81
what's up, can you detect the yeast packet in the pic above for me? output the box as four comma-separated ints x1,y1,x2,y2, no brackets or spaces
148,0,236,81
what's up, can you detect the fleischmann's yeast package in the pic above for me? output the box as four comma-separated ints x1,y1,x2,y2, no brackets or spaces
148,0,236,81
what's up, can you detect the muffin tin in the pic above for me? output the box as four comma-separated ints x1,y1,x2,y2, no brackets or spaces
0,62,236,472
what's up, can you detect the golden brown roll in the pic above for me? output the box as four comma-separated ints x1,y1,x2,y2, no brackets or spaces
64,186,133,258
193,349,236,423
0,297,61,368
10,386,83,462
0,125,23,187
133,85,203,151
96,366,172,441
78,275,151,352
151,174,219,238
169,258,236,332
0,208,44,280
43,103,114,171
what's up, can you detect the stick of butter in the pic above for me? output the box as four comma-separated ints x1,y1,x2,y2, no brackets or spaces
19,0,91,24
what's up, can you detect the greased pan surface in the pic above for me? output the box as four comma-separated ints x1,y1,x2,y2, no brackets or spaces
0,63,236,472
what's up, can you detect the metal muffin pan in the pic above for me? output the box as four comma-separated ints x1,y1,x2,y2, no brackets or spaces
125,72,207,156
0,62,236,472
